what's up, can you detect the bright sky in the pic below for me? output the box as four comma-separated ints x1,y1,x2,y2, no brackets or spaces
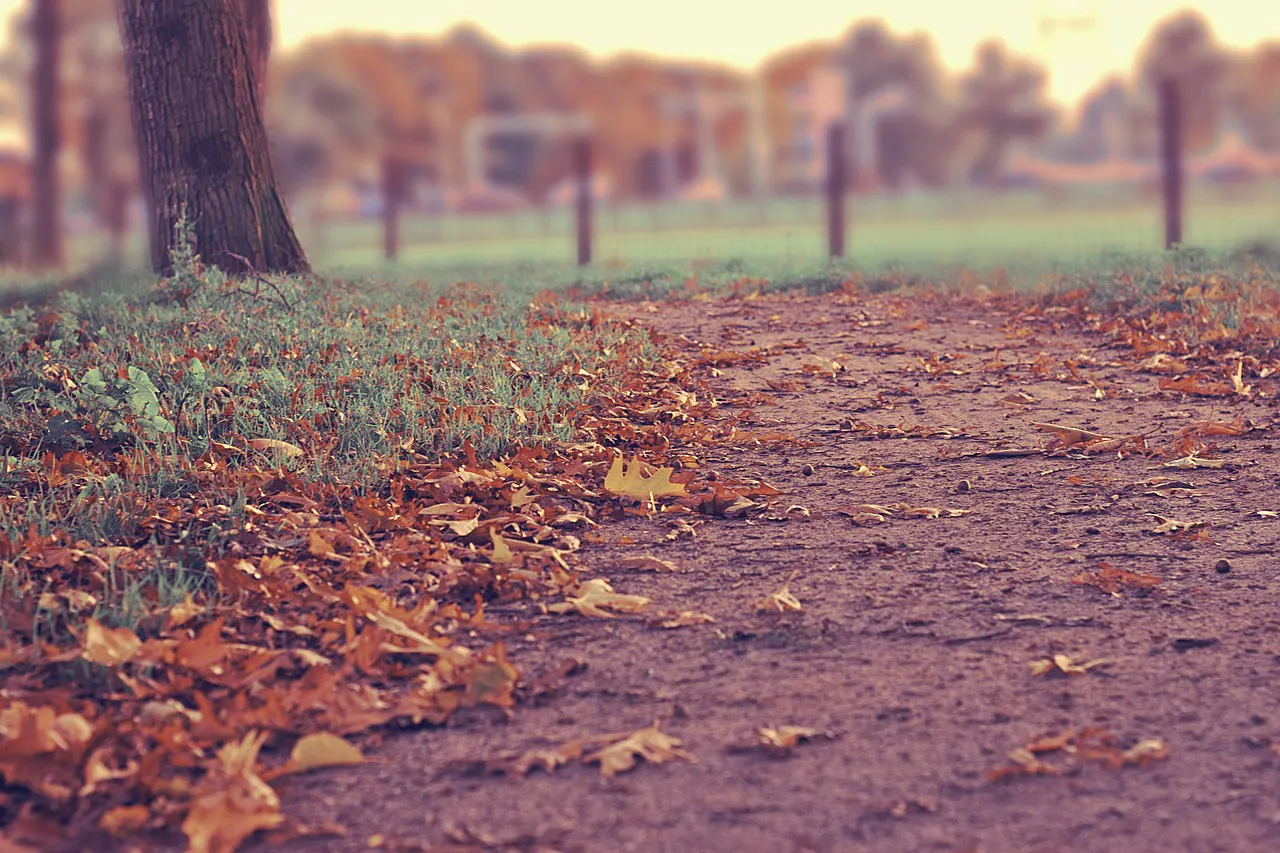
269,0,1268,107
0,0,1270,108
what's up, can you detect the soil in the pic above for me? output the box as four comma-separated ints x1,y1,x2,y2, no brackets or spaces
254,287,1280,853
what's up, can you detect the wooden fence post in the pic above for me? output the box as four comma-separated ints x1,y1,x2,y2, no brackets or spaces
573,136,592,267
826,122,846,259
382,153,401,262
1158,77,1183,250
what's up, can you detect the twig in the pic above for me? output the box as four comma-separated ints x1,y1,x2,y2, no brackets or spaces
217,251,296,310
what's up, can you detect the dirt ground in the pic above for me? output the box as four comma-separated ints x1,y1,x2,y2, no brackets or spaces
255,287,1280,853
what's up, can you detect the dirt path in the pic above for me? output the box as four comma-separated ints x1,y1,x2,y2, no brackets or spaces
262,288,1280,853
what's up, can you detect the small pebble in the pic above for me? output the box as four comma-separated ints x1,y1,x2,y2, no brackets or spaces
801,463,816,476
957,479,971,492
839,418,854,430
1215,558,1232,573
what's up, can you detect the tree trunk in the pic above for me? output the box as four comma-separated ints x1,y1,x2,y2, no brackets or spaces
117,0,309,277
30,0,63,269
241,0,272,105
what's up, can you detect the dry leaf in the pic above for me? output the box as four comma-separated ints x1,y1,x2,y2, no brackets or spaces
263,732,364,781
1148,515,1206,534
581,720,695,778
547,579,650,619
82,619,141,667
247,438,304,460
649,611,716,629
182,731,284,853
1033,422,1112,449
755,580,802,613
601,555,680,572
603,455,687,502
1028,654,1113,677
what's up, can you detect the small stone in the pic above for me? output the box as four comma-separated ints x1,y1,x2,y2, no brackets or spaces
1215,558,1232,573
839,418,854,430
1084,526,1101,535
957,479,971,492
801,463,816,476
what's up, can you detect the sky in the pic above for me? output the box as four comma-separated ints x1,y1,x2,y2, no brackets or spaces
267,0,1270,107
0,0,1272,109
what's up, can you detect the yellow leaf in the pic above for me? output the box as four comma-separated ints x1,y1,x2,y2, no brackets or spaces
82,619,141,666
490,531,515,563
264,733,363,781
649,610,716,629
307,530,335,558
547,578,650,618
182,731,283,853
603,455,687,502
581,720,695,778
756,581,802,613
166,594,203,629
601,555,680,572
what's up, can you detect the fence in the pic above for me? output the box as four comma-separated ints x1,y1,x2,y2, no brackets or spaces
314,78,1274,273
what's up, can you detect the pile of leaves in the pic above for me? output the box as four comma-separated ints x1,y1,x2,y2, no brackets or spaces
0,273,786,851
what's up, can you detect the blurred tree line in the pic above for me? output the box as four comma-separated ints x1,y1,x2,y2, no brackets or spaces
0,2,1277,223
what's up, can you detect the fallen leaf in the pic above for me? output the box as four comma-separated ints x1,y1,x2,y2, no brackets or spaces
547,578,650,618
755,579,802,613
263,733,364,781
600,555,680,572
603,455,687,502
1148,514,1207,534
581,720,695,778
247,438,304,460
1028,654,1113,677
648,611,716,629
82,620,141,667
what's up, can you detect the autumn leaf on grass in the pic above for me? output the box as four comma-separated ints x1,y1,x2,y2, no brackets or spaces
261,733,364,782
82,619,141,666
1028,654,1113,677
547,579,650,619
1071,563,1161,597
648,610,716,629
604,455,687,503
246,438,304,461
755,577,802,613
734,725,838,758
183,731,284,853
581,720,695,778
1148,514,1207,535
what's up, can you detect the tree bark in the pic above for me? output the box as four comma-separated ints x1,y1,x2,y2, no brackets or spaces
117,0,309,277
241,0,272,105
30,0,63,269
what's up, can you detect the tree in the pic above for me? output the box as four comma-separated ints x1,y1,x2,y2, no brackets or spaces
241,0,271,104
30,0,62,269
116,0,308,276
955,40,1057,186
1135,11,1231,156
